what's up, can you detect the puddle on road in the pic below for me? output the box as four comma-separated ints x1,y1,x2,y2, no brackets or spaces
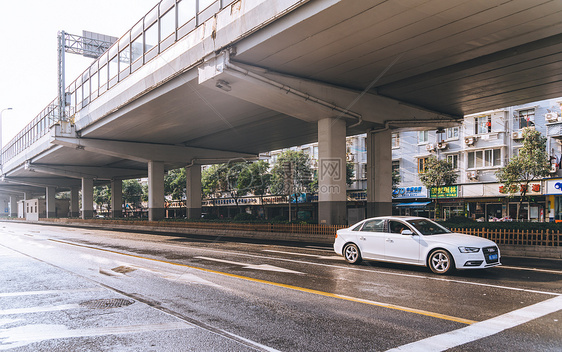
111,265,137,274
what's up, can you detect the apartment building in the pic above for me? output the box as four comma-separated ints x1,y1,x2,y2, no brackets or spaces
388,97,562,221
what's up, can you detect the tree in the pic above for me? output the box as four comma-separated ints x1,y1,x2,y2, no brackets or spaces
141,183,149,203
346,161,355,187
270,150,313,220
418,156,458,219
93,185,111,212
392,169,400,192
202,164,221,198
237,160,271,217
164,168,186,200
201,160,251,212
495,127,550,220
270,151,313,195
122,179,143,209
236,160,271,196
217,160,250,210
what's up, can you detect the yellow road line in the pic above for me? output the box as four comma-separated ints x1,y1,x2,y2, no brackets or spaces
49,239,476,325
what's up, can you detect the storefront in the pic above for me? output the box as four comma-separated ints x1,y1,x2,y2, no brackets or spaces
464,182,545,221
392,186,431,217
430,185,464,220
545,178,562,222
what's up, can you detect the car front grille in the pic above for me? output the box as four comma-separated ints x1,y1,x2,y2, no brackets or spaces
482,246,499,264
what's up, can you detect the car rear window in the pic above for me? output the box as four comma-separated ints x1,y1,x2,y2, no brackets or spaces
361,219,385,232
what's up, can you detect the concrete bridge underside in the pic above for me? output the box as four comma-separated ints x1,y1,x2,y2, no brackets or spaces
2,0,562,224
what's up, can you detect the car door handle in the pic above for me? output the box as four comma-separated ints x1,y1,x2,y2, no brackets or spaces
359,236,366,241
386,239,394,243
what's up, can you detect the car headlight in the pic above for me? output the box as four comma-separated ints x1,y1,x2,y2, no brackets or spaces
458,246,480,253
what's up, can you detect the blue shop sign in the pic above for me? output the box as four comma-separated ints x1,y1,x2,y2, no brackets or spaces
393,186,428,199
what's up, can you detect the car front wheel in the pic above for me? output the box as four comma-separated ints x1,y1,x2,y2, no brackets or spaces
428,249,454,274
343,243,362,264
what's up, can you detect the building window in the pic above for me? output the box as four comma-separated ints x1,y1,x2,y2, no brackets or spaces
447,154,459,170
446,127,459,140
392,133,400,149
418,157,428,173
360,163,367,179
467,149,501,169
516,109,535,129
359,137,367,163
475,115,491,134
392,160,400,181
418,130,429,144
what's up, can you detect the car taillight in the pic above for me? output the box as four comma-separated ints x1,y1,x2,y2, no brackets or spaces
335,233,338,238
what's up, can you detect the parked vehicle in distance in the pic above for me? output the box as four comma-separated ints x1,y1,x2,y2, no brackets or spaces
334,216,501,274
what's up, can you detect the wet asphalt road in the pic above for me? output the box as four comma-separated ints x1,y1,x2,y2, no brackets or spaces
0,221,560,351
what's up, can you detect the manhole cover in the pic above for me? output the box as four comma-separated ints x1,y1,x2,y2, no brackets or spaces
80,298,135,309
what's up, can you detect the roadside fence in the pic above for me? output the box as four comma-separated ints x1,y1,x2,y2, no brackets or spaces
450,227,561,247
27,218,562,248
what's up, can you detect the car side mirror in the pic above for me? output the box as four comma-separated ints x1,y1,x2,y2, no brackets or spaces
401,229,415,236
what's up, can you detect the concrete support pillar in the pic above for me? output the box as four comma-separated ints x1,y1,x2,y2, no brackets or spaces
318,118,347,225
186,165,202,219
148,161,165,221
46,186,56,218
110,179,123,218
9,196,18,217
366,130,393,217
0,196,7,217
70,187,80,218
81,178,94,219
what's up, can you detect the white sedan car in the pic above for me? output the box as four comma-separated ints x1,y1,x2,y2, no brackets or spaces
334,216,501,274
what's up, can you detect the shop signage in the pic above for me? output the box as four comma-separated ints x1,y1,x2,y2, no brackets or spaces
393,186,427,199
430,185,458,198
499,183,541,194
546,179,562,195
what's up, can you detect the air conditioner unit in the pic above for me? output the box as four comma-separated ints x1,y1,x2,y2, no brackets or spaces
466,170,478,180
546,112,559,122
550,164,558,173
426,143,436,152
512,131,523,140
464,136,475,146
437,142,448,150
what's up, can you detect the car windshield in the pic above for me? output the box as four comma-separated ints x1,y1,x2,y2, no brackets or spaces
406,219,451,235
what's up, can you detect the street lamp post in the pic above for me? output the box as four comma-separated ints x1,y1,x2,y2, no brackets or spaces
0,108,13,173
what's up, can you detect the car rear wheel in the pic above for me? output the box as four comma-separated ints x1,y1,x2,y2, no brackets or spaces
343,243,362,264
428,249,454,274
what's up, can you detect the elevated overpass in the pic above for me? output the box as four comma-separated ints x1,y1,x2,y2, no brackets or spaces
1,0,562,224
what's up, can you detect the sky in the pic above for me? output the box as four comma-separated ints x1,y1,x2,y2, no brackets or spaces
0,0,159,146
